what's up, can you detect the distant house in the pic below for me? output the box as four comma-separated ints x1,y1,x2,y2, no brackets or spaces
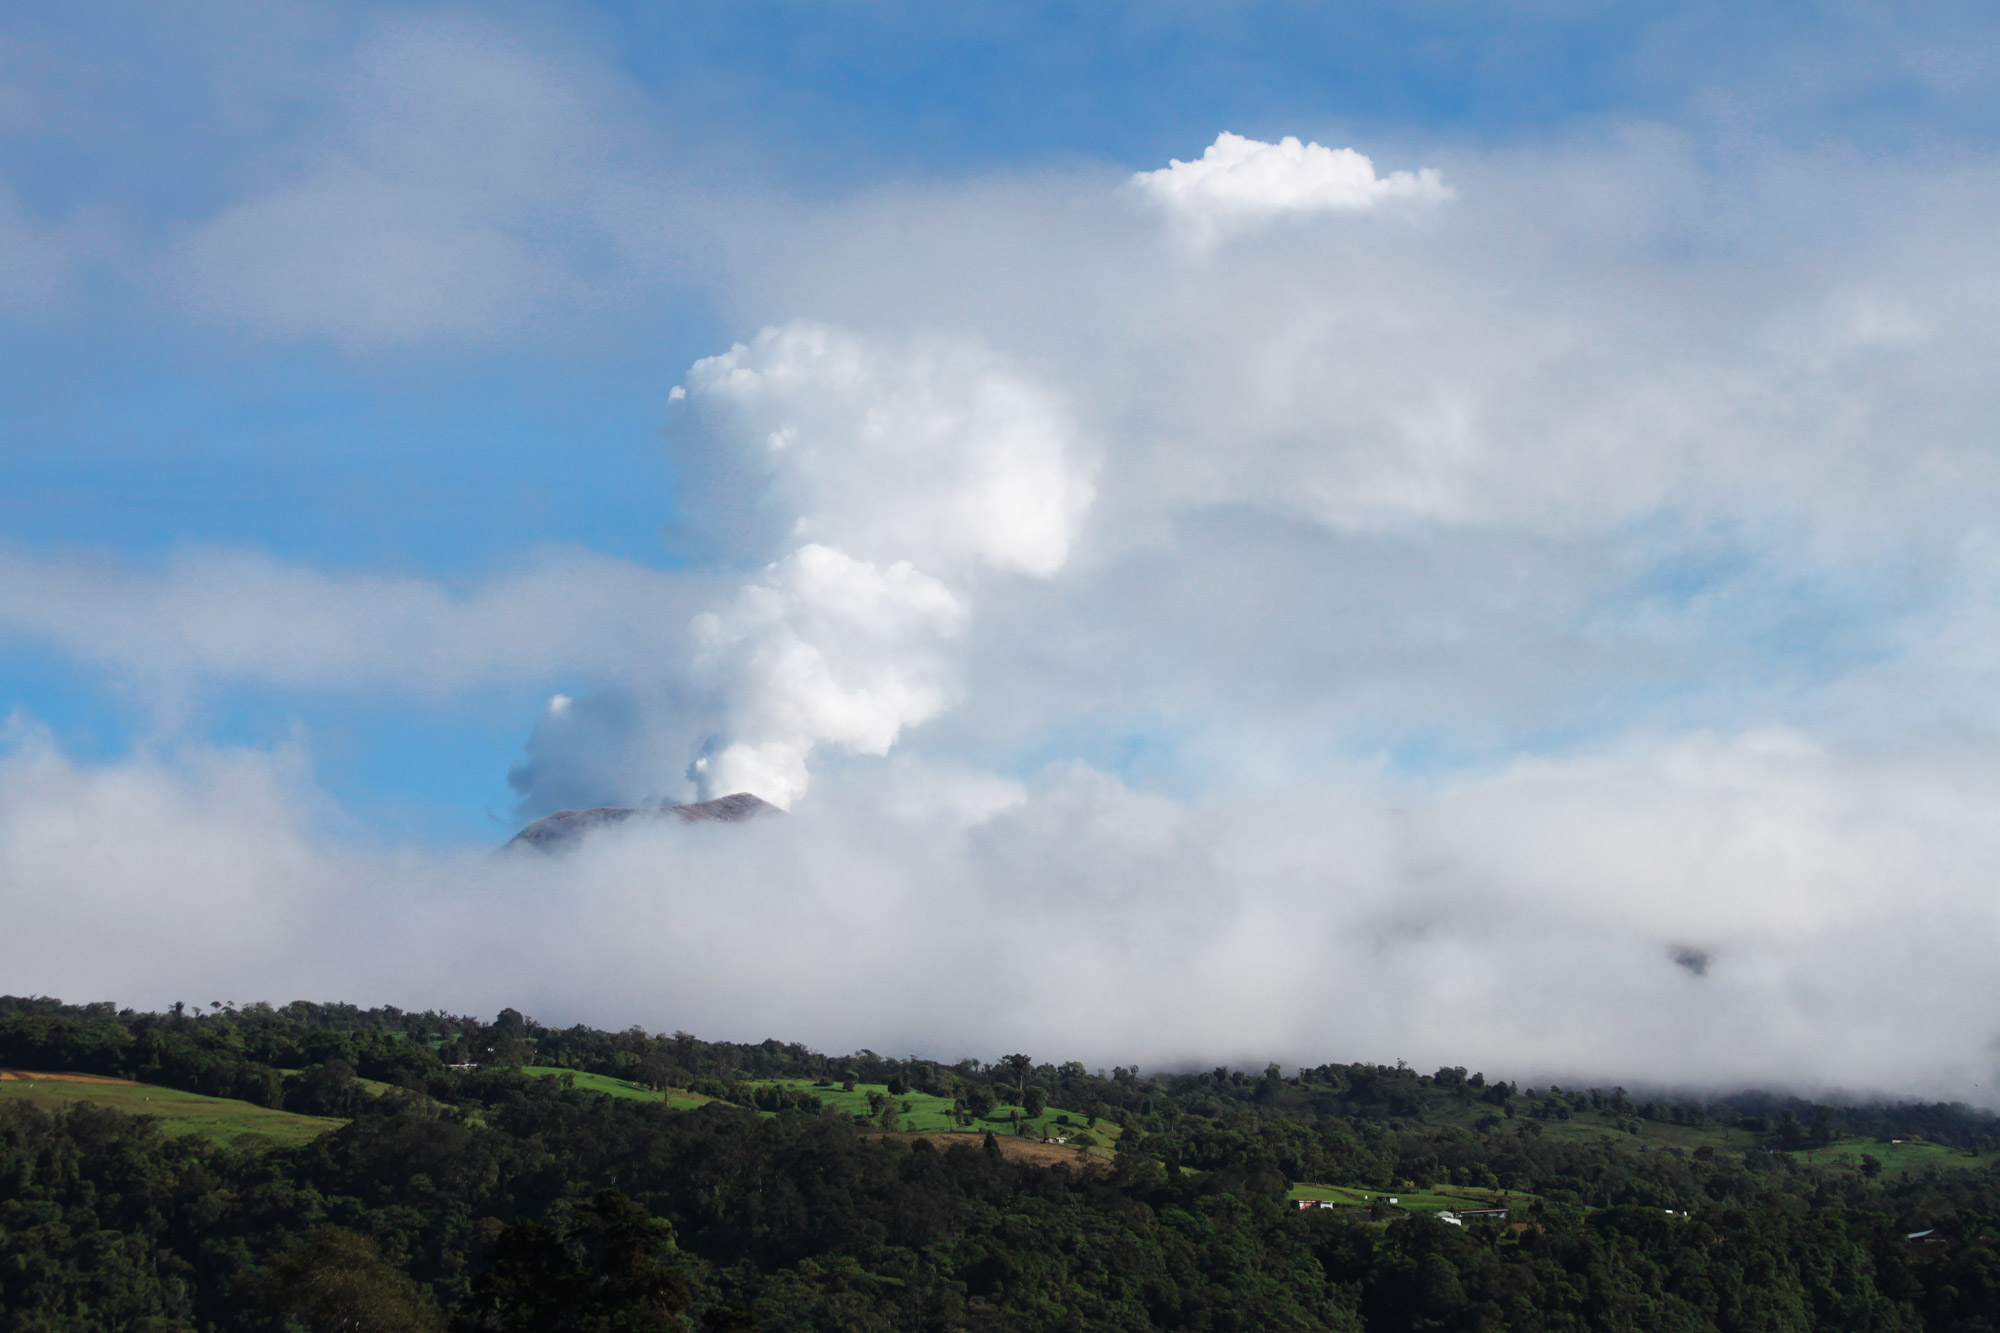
1436,1212,1464,1226
1453,1207,1510,1222
1293,1199,1339,1210
1906,1229,1947,1244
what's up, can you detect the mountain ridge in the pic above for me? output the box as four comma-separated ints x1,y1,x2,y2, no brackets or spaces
507,791,778,850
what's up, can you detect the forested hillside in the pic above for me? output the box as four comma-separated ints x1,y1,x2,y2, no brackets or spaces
2,995,1997,1331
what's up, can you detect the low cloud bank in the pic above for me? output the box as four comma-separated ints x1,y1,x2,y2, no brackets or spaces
5,723,1996,1101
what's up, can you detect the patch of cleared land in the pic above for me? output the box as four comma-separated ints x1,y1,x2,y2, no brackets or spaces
0,1070,344,1148
743,1078,1121,1155
1787,1138,1984,1176
870,1130,1111,1170
1287,1181,1531,1216
521,1065,713,1109
1413,1101,1993,1179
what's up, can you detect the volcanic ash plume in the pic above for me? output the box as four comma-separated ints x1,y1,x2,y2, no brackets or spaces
676,320,1096,807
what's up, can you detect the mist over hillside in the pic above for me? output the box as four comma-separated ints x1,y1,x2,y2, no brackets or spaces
5,740,2000,1103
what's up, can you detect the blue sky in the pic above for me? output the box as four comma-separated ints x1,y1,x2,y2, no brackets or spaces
8,2,2000,1086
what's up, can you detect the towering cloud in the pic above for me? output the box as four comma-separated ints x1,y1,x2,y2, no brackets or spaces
688,545,965,805
674,321,1094,805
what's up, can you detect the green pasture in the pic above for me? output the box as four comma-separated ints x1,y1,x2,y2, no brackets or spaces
1498,1107,1988,1178
743,1078,1121,1146
1532,1118,1721,1150
748,1078,956,1130
1288,1181,1529,1216
0,1078,343,1148
1441,1109,1989,1180
1789,1138,1984,1175
521,1066,713,1109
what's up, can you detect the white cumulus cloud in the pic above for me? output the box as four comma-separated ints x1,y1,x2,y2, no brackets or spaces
1132,131,1451,247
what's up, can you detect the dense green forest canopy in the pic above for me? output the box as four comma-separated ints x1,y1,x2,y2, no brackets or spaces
2,994,1998,1331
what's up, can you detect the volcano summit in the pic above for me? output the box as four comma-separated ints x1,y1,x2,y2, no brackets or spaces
507,792,779,851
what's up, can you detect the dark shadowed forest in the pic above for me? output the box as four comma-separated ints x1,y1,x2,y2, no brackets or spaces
3,995,1998,1331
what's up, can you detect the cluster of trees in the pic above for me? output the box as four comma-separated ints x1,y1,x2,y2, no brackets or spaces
3,995,2000,1330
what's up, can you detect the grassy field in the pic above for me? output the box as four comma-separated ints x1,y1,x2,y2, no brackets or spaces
521,1066,713,1110
747,1079,955,1130
872,1130,1112,1171
1287,1181,1530,1216
1418,1101,1992,1178
1531,1117,1986,1178
520,1070,1117,1144
522,1070,1990,1183
0,1073,343,1148
741,1079,1123,1152
1787,1138,1984,1176
1421,1105,1749,1154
